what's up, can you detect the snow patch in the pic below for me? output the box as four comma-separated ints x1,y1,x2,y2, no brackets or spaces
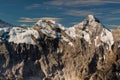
88,15,95,22
94,36,98,46
66,27,76,38
0,27,40,45
61,36,74,47
61,36,68,42
82,31,91,44
8,28,40,44
100,28,114,50
68,42,74,47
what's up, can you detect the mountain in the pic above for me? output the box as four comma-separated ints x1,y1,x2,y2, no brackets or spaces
0,15,120,80
0,19,14,28
34,15,114,50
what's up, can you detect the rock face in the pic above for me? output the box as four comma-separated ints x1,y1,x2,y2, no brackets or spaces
112,26,120,41
0,15,120,80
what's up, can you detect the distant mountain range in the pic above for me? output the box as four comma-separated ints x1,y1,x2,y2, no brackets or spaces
0,19,14,27
0,15,114,46
0,15,120,80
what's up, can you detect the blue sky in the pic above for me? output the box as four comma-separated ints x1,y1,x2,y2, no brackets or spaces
0,0,120,29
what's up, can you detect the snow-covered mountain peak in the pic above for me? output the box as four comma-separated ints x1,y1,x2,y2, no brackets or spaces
36,18,56,26
87,14,95,21
86,14,100,23
73,15,101,30
33,15,114,49
65,15,114,49
34,19,59,39
0,15,114,49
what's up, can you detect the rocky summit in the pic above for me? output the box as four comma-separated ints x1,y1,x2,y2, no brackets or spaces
0,15,120,80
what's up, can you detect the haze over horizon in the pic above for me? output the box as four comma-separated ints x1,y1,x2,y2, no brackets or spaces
0,0,120,29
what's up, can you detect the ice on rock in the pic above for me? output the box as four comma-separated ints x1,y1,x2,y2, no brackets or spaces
82,31,91,44
100,28,114,50
88,14,95,22
8,28,40,45
0,27,40,45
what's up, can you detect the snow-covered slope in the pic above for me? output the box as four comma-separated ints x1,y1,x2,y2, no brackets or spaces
0,27,40,44
0,15,114,48
71,15,114,48
34,15,114,49
8,27,40,44
69,15,113,45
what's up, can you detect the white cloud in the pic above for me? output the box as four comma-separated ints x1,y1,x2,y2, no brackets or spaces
106,24,120,29
110,9,120,14
25,0,120,10
45,0,120,6
106,17,120,21
63,10,94,17
38,17,62,22
18,17,62,23
20,24,32,27
25,4,41,10
18,17,41,22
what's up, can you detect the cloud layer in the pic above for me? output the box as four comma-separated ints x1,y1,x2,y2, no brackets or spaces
18,17,62,23
63,10,94,17
45,0,120,6
23,0,120,28
25,4,41,10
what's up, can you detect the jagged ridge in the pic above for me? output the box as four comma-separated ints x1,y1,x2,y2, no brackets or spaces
0,15,113,47
0,15,120,80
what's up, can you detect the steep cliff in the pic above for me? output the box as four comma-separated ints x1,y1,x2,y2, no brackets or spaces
0,15,120,80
